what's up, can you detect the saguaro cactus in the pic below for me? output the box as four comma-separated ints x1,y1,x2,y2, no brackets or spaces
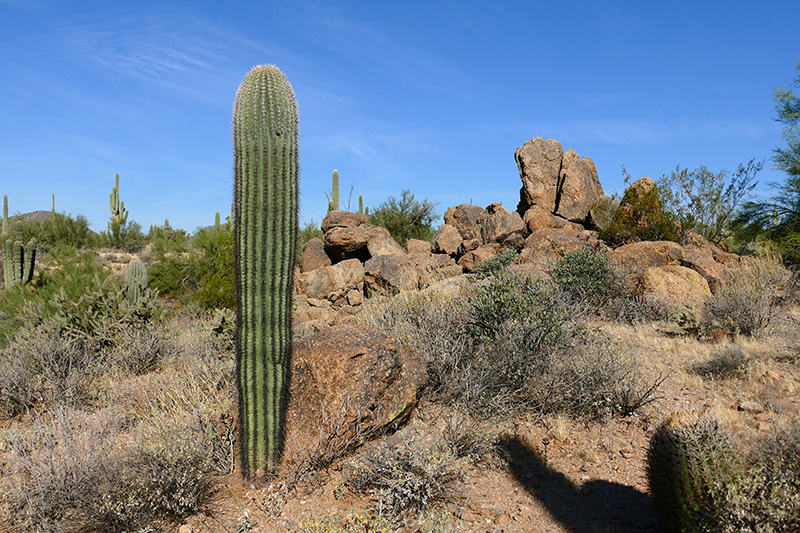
2,196,37,290
233,64,299,479
328,169,339,212
109,173,129,242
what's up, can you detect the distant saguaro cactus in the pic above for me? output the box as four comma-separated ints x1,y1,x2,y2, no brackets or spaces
328,169,340,212
2,195,37,290
233,64,299,479
109,173,129,243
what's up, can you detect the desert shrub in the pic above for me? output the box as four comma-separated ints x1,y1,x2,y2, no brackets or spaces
22,212,98,251
690,344,751,381
192,226,235,309
112,322,179,376
702,256,796,337
343,440,463,521
473,248,519,277
0,320,105,411
369,190,439,247
359,273,662,419
599,174,681,246
99,220,147,253
551,247,628,309
1,408,216,532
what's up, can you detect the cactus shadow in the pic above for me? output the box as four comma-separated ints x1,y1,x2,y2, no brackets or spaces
496,436,663,532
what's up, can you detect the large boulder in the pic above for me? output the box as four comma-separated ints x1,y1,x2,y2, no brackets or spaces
284,325,427,459
639,265,712,308
300,238,331,273
515,137,563,213
443,204,485,240
366,226,407,257
523,204,583,234
517,228,607,272
458,244,500,273
477,202,525,245
365,253,461,295
321,210,369,232
430,224,463,256
556,149,604,222
609,241,683,272
296,258,365,300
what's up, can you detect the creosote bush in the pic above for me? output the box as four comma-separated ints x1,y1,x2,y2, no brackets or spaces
359,271,662,420
702,255,796,337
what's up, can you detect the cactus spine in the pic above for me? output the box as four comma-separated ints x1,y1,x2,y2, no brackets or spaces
233,64,299,478
2,196,37,290
647,412,742,533
328,169,339,212
109,173,129,242
125,258,148,304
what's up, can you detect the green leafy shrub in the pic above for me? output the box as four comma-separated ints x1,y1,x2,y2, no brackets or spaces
99,220,147,253
369,190,439,247
599,174,681,246
22,212,98,252
474,248,519,277
551,247,627,308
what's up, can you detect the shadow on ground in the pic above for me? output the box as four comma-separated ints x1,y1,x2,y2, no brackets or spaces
496,436,663,532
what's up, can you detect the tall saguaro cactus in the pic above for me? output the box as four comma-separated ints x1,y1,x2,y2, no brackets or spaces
233,64,299,479
109,173,129,243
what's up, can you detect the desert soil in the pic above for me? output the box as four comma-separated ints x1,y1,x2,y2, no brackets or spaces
178,308,800,533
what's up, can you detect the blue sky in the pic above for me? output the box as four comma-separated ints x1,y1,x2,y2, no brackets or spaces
1,0,798,233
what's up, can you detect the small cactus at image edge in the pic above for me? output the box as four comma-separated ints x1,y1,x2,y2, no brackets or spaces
233,64,299,479
2,195,37,290
647,411,742,533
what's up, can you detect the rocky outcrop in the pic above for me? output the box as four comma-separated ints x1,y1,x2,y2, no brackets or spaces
443,204,485,240
609,241,684,272
284,325,427,456
515,137,563,213
300,238,331,273
514,137,605,226
430,224,463,256
477,202,525,245
296,258,365,300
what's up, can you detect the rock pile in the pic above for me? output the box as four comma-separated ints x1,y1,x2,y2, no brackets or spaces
294,136,747,330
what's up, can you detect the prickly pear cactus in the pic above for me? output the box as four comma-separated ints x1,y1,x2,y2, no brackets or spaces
232,64,299,479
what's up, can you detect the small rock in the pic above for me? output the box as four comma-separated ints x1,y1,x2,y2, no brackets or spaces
770,398,800,413
495,513,511,526
755,413,770,422
758,422,772,432
178,526,193,533
738,400,762,413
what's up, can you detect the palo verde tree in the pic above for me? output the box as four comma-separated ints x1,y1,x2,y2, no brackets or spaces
232,64,299,479
369,189,439,247
656,159,762,244
734,60,800,264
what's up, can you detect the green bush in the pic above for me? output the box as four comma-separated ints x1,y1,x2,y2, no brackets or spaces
599,175,681,246
551,247,627,309
22,212,98,252
369,190,439,247
474,248,519,277
99,220,147,253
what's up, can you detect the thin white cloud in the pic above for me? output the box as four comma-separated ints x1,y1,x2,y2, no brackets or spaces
518,117,771,146
51,14,260,102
